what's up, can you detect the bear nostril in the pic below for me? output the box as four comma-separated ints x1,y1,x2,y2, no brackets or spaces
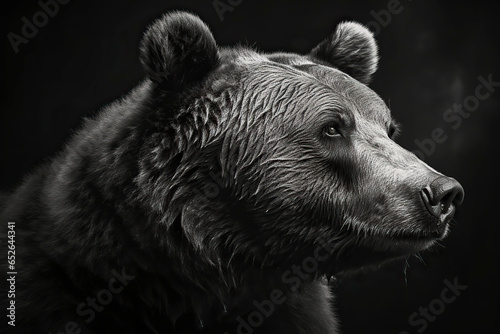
421,176,465,218
440,192,455,214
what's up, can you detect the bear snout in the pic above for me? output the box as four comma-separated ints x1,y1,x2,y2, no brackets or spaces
420,176,465,222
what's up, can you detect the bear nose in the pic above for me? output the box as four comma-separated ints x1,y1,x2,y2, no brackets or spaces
420,176,465,219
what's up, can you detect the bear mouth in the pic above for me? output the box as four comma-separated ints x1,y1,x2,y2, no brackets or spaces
337,210,451,256
391,221,450,241
327,219,448,276
376,214,452,250
330,232,439,275
388,198,457,243
370,230,438,252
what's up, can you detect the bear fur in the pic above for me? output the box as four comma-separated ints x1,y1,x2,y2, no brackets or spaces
1,11,462,334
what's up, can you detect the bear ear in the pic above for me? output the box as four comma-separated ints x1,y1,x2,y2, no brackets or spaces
309,21,378,84
139,11,219,89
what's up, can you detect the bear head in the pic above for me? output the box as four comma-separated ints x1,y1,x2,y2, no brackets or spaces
137,12,464,277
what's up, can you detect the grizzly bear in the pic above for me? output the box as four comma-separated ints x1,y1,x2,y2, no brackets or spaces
0,11,464,334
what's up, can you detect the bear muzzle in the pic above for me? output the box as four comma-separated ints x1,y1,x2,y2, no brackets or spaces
420,176,464,223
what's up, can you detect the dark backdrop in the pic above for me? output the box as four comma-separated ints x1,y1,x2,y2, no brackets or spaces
1,1,499,333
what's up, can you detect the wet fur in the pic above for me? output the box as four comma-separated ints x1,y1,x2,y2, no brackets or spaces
1,11,430,334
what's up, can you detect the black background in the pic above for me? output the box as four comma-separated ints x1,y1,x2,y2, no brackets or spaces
1,1,499,333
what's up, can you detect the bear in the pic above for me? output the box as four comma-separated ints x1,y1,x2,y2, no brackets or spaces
0,11,464,334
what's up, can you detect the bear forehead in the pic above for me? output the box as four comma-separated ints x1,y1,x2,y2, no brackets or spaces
221,48,392,127
296,62,392,126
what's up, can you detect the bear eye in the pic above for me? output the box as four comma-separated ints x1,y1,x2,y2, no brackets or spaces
324,124,341,138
